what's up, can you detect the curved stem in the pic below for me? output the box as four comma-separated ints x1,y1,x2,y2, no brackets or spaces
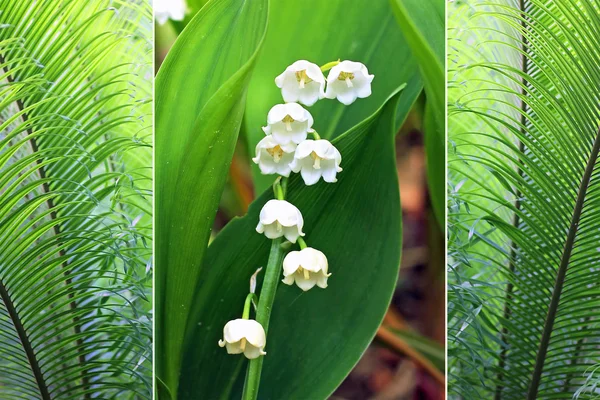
320,59,340,72
273,177,285,200
242,293,258,320
0,279,50,399
241,237,285,400
1,53,89,397
527,126,600,399
297,237,308,250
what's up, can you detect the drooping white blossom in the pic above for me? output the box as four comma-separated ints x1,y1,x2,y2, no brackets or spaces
275,60,326,106
262,103,314,145
282,247,331,291
154,0,187,25
252,136,296,177
324,60,374,105
218,319,266,359
289,139,342,185
256,199,305,243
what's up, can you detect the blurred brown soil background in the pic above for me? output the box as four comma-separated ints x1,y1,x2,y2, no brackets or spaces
330,120,445,400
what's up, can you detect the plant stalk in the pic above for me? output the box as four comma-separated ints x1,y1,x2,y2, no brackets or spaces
1,53,90,397
527,126,600,399
241,236,285,400
0,278,51,399
242,178,288,400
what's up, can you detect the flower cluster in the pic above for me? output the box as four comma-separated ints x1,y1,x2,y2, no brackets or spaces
275,60,374,106
255,197,330,292
253,60,374,186
220,59,373,360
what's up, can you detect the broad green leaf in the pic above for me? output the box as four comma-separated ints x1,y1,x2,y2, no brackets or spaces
186,0,210,14
155,0,268,396
390,0,445,225
243,0,424,193
179,88,407,399
390,0,445,62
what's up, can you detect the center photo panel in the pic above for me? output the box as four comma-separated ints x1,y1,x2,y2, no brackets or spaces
154,0,445,399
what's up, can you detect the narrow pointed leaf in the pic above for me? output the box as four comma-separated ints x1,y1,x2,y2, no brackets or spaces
155,0,268,396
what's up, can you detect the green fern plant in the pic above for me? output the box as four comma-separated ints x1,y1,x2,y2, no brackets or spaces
448,0,600,398
0,1,152,398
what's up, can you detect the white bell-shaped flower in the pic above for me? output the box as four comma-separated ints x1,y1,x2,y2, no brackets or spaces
155,0,187,25
262,103,314,145
282,247,331,291
289,139,342,185
275,60,326,106
324,60,374,105
252,136,296,177
256,199,305,243
218,319,266,359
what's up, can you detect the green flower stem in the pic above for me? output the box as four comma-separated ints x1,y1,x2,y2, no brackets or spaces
312,131,321,140
273,177,286,200
242,176,289,400
320,59,340,72
241,237,285,400
297,237,308,249
242,293,257,320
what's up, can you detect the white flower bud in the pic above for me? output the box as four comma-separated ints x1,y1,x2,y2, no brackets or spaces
262,103,314,145
324,60,374,105
289,139,342,185
256,199,305,243
218,319,266,359
275,60,326,106
282,247,331,291
252,136,296,177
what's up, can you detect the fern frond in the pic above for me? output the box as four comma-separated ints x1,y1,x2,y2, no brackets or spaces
448,0,600,398
0,1,152,398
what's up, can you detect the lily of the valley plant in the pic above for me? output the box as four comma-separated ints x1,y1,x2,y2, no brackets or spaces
219,59,373,399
